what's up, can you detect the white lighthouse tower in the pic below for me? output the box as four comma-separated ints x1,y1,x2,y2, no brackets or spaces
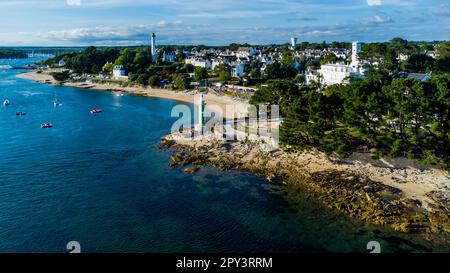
196,93,206,133
351,41,361,68
151,32,157,56
290,37,298,50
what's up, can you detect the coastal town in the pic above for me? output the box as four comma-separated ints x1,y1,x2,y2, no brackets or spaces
30,33,439,93
14,32,449,247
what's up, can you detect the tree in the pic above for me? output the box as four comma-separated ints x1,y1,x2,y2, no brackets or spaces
320,53,343,65
102,62,114,75
360,43,387,65
174,75,191,90
402,54,434,73
219,70,231,84
250,80,300,115
250,68,261,80
148,75,161,88
435,42,450,73
294,74,306,84
63,46,120,74
280,89,340,150
194,67,208,82
133,48,152,71
135,73,150,86
183,64,194,73
305,60,321,70
436,42,450,59
263,62,297,80
51,70,70,82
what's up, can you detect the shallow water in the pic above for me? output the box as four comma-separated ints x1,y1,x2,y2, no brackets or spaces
0,57,444,253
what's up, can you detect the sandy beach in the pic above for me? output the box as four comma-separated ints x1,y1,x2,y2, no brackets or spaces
16,70,250,119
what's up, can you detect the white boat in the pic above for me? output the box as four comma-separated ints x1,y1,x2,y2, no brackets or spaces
53,91,62,107
3,99,10,106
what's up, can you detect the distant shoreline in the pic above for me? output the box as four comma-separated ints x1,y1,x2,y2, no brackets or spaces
16,70,250,119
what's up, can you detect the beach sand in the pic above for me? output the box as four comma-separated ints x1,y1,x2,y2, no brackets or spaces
16,70,250,119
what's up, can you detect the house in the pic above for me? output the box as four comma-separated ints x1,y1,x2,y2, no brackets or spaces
318,63,355,85
231,63,245,78
292,60,301,70
58,60,66,67
260,55,274,65
113,65,126,80
305,68,320,85
236,47,255,58
425,50,436,59
397,72,431,82
163,51,176,63
398,53,410,62
185,57,212,69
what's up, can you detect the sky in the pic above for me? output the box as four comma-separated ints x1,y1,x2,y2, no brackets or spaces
0,0,448,46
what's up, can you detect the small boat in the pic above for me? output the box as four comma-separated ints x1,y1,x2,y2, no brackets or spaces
16,111,26,116
90,109,103,114
53,91,62,107
41,123,53,128
3,99,10,106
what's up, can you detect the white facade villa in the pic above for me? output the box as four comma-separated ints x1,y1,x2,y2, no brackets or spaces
185,57,212,69
113,65,126,80
306,41,365,85
318,63,358,85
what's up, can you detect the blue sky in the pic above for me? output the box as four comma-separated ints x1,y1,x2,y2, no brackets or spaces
0,0,448,46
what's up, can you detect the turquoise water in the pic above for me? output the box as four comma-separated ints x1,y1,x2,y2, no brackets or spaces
0,58,440,253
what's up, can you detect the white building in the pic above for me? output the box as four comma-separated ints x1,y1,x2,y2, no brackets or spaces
185,57,212,69
236,47,255,58
351,41,361,69
231,63,245,78
151,32,157,57
306,41,365,86
398,53,410,62
319,63,355,85
58,60,66,67
290,37,298,50
212,58,230,70
305,68,320,85
113,65,126,80
425,50,436,59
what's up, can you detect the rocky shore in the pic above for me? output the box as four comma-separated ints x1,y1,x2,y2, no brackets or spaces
160,132,449,244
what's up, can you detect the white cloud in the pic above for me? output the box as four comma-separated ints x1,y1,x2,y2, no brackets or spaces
66,0,82,6
367,0,381,6
365,14,393,25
